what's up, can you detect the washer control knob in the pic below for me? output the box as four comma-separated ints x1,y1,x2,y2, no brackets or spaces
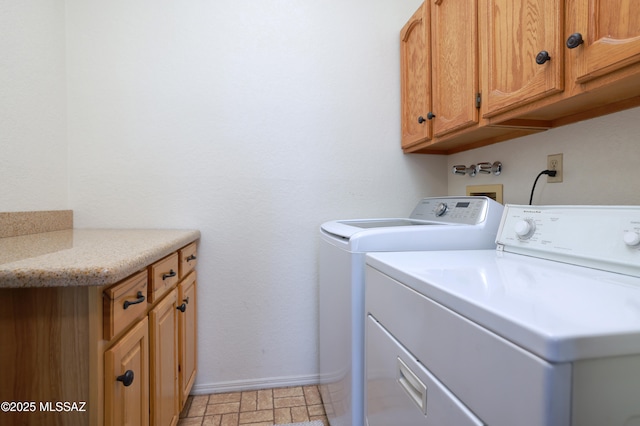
623,231,640,247
435,202,448,217
515,219,536,239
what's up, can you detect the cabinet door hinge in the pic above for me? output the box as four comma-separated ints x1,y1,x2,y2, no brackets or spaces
475,93,482,109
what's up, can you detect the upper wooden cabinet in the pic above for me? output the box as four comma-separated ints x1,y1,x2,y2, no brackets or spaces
401,0,480,149
401,0,640,154
400,3,431,149
482,0,564,118
431,0,479,137
572,0,640,83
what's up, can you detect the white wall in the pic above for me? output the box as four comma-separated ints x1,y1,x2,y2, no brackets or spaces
0,1,68,211
65,0,444,392
447,107,640,206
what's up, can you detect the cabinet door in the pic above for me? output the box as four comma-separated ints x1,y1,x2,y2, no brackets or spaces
150,289,179,426
431,0,479,137
482,0,564,117
178,272,198,409
573,0,640,83
401,3,432,149
105,317,149,426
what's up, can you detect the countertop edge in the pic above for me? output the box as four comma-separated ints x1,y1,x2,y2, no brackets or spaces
0,229,201,289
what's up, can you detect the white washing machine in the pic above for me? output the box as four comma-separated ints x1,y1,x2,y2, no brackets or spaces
365,204,640,426
319,196,504,426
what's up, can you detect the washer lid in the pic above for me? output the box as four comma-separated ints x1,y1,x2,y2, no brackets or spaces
366,250,640,363
321,218,437,239
321,196,501,240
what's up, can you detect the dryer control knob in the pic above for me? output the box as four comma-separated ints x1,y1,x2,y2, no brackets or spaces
515,219,536,239
435,202,448,217
623,231,640,247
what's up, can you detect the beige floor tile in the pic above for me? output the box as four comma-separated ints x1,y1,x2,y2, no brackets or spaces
188,395,210,417
178,417,203,426
220,412,239,426
240,391,257,411
206,401,241,415
273,386,304,398
256,389,273,410
238,409,273,424
273,395,306,408
274,407,292,424
303,385,322,405
308,404,325,417
290,405,310,423
202,415,222,426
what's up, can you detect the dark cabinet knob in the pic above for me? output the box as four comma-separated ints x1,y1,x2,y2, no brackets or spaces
536,51,551,64
417,116,426,124
186,254,197,262
427,112,436,120
177,303,187,313
566,33,584,49
116,370,134,387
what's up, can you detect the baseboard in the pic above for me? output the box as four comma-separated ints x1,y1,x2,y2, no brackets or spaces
191,373,321,395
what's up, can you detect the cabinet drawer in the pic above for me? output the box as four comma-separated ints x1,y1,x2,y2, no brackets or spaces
148,252,179,303
103,270,148,340
179,242,198,279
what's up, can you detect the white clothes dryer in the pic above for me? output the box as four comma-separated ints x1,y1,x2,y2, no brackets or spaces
365,204,640,426
319,196,504,426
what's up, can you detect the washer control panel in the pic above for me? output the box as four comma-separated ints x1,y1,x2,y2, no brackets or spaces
496,204,640,277
409,197,493,225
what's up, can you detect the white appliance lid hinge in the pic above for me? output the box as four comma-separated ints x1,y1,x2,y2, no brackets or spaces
496,243,505,251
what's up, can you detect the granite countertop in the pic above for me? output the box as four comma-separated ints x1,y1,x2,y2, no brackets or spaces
0,228,200,288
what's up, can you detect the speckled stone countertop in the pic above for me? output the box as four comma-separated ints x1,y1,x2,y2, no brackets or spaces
0,229,200,288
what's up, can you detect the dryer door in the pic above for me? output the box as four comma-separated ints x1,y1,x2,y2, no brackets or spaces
366,315,483,426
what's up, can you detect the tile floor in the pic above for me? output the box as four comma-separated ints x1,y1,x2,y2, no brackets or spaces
178,385,329,426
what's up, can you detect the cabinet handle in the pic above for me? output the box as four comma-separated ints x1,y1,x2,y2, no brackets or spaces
417,116,426,124
536,51,551,64
177,303,187,313
183,297,190,304
116,370,134,387
123,291,146,310
186,254,197,262
566,33,584,49
162,269,177,280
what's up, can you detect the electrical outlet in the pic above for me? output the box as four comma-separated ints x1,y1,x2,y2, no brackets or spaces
547,153,563,183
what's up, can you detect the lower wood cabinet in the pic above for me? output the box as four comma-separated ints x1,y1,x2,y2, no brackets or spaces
178,272,197,408
0,241,198,426
149,289,179,426
104,317,150,426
